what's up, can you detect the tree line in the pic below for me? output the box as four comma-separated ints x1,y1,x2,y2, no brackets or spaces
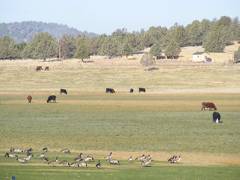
0,16,239,61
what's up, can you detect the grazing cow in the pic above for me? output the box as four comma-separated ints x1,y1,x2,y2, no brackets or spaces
45,66,49,71
106,88,115,93
130,88,134,93
201,102,217,111
60,88,67,95
47,95,56,103
212,112,222,123
27,95,32,103
36,66,43,71
139,87,146,93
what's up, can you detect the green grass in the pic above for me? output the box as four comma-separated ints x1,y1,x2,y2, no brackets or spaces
0,164,239,180
0,93,239,153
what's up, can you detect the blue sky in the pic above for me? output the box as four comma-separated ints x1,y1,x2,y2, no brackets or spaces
1,0,239,34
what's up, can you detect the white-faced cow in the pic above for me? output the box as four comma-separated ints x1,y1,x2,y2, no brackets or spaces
27,95,32,103
201,102,217,111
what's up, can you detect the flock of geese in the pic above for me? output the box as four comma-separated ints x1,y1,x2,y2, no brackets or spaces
4,147,181,168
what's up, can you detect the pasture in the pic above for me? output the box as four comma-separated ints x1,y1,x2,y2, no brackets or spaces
0,59,240,179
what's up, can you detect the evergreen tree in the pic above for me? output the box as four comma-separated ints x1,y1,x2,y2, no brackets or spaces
164,40,181,59
150,43,162,56
74,37,90,62
0,36,18,59
23,32,57,60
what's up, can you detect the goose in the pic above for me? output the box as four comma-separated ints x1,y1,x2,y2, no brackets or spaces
24,154,33,161
105,152,112,161
79,161,88,167
61,148,71,154
13,148,24,153
109,158,120,165
96,160,101,169
42,147,48,153
74,153,84,162
128,156,133,162
4,152,17,158
25,148,33,154
59,160,70,167
48,157,59,166
16,156,27,163
168,155,181,164
39,153,46,159
84,156,94,162
135,154,146,162
42,156,49,163
141,159,152,167
70,162,79,168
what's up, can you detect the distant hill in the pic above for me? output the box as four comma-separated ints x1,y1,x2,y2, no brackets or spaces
0,21,97,43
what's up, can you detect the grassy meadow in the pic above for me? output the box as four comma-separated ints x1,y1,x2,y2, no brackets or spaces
0,58,240,179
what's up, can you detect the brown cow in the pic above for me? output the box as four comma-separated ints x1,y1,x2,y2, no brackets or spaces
201,102,217,111
45,66,49,71
36,66,43,71
27,95,32,103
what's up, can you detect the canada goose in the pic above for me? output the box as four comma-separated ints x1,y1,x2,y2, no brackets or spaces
42,156,49,163
141,159,152,167
96,160,101,168
16,156,27,163
13,148,24,153
109,158,120,165
70,162,79,168
128,156,133,162
25,148,33,154
39,153,46,159
135,154,146,162
4,152,17,158
84,156,94,162
74,153,83,162
61,148,71,154
48,157,59,166
42,147,48,153
59,160,70,167
168,155,181,164
79,161,88,167
105,152,112,161
24,154,33,161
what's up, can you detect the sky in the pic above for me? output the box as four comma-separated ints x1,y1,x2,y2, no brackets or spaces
1,0,240,34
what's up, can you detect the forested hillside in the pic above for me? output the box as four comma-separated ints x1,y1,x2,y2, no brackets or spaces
0,16,239,60
0,21,97,42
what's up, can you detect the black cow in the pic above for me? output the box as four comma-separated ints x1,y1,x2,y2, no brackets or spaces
139,88,146,93
130,88,134,93
106,88,115,93
47,95,56,103
212,112,222,123
60,89,67,95
36,66,43,71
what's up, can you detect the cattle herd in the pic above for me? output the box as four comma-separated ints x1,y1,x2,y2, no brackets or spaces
26,89,222,124
4,147,182,168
